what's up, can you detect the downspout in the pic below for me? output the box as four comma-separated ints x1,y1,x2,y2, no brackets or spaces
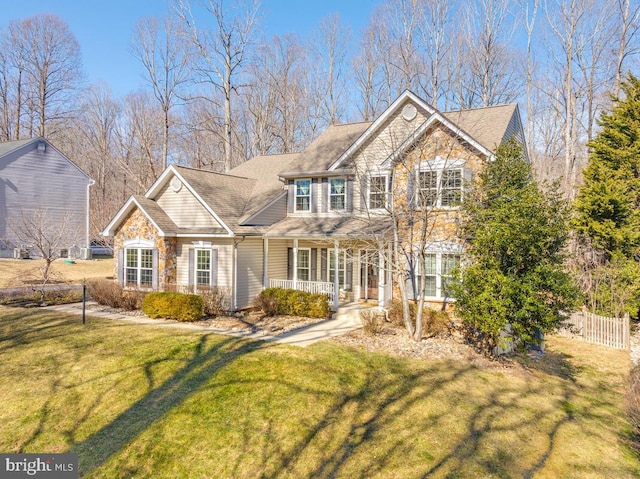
86,179,95,248
232,235,246,310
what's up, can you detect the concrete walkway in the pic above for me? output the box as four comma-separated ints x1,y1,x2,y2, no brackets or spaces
42,301,367,348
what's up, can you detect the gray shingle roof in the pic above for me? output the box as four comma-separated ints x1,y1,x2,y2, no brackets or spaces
265,215,392,238
443,104,518,152
173,165,263,234
133,196,179,234
0,138,37,158
228,123,372,222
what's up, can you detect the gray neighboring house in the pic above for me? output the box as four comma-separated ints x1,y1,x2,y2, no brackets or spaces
0,137,94,258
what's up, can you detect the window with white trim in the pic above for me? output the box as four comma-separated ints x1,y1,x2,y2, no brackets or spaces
295,179,311,212
297,249,310,281
418,252,461,298
328,249,346,288
369,175,389,210
329,178,346,211
417,167,464,208
125,247,154,288
195,249,212,287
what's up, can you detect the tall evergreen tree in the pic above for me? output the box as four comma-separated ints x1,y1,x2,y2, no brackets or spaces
452,139,577,354
574,74,640,258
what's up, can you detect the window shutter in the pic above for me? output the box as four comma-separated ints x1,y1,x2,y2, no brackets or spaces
320,248,327,282
117,248,124,286
311,178,318,213
310,248,317,281
360,175,368,211
321,178,328,213
346,178,354,212
152,249,159,290
405,277,416,300
463,167,473,198
407,169,416,209
287,180,294,213
211,249,218,286
345,249,353,290
287,248,293,280
188,248,195,291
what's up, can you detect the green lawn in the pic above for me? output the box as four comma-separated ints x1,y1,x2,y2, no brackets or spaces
1,307,638,478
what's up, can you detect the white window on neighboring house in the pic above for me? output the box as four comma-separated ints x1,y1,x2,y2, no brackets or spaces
369,175,389,210
416,162,469,208
297,248,310,281
295,179,311,212
125,247,154,288
329,178,346,211
417,252,461,299
195,249,211,287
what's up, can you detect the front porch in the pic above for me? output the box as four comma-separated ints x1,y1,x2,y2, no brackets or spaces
262,237,391,310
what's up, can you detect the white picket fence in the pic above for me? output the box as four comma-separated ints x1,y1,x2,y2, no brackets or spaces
269,279,335,304
561,309,630,350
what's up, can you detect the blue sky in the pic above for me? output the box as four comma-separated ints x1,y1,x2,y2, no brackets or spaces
2,1,380,96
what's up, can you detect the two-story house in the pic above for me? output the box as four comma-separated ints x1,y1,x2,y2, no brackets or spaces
102,91,526,310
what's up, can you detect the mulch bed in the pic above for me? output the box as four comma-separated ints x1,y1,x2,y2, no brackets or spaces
330,323,517,370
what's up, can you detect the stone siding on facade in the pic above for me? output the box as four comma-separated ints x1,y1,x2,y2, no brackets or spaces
113,209,177,290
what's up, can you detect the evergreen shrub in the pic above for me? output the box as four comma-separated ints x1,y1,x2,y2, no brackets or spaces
142,292,204,322
254,288,331,318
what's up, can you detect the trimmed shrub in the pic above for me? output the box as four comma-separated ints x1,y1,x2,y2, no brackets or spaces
387,299,452,337
360,310,384,336
254,288,331,319
87,279,147,311
142,292,205,322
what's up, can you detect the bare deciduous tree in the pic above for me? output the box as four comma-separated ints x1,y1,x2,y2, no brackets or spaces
10,209,79,300
175,0,259,171
131,15,194,170
8,14,83,139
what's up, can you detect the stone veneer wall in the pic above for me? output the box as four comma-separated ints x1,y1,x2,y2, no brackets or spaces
113,209,177,290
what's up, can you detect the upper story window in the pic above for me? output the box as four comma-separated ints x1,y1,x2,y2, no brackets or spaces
417,165,466,208
329,178,346,211
369,175,389,210
295,179,311,212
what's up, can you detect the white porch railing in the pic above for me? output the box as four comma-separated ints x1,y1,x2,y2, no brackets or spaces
269,279,335,304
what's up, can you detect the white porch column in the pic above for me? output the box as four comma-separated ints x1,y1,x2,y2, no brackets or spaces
263,238,269,288
378,250,385,308
333,240,339,310
293,239,298,288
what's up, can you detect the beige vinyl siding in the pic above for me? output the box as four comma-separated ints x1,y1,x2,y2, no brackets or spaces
267,239,287,281
155,180,223,229
351,101,428,213
0,141,91,257
236,238,264,309
246,194,287,226
175,238,233,289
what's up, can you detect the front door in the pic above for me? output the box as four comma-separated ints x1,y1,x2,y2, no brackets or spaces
360,251,379,300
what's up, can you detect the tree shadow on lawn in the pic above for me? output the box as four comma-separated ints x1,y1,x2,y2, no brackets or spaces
32,324,622,478
71,334,264,476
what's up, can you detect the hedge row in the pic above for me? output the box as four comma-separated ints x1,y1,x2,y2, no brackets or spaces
142,292,205,322
254,287,331,318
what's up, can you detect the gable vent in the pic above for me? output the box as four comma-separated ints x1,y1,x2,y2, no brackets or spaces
37,141,46,153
